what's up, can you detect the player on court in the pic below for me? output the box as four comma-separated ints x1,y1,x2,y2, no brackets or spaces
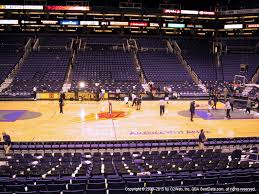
208,98,213,115
136,94,142,110
190,101,196,121
164,87,169,104
108,101,112,114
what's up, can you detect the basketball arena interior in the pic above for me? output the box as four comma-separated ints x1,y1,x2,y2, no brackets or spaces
0,0,259,193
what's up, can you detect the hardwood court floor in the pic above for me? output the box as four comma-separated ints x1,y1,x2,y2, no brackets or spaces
0,100,258,142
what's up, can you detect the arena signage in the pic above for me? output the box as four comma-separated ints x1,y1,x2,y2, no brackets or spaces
129,22,148,27
110,21,128,26
198,11,215,15
80,21,99,25
247,24,259,28
21,20,37,24
219,8,259,15
23,5,43,10
163,9,181,14
45,6,89,11
168,23,185,28
60,20,79,25
150,23,159,27
0,20,18,24
0,5,43,10
224,24,243,29
187,24,203,28
181,10,199,15
41,20,58,24
163,9,214,16
101,22,109,26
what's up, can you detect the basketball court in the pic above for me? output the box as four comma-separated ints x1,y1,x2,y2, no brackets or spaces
0,100,258,142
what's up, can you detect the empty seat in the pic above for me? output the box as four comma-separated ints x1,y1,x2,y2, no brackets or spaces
63,190,85,194
87,183,105,189
47,184,66,191
5,185,25,192
27,184,47,191
68,184,86,191
108,189,129,194
39,191,61,194
108,182,125,189
85,189,106,194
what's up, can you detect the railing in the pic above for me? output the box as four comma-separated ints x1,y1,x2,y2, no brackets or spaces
132,39,139,51
32,38,39,51
167,40,174,53
9,38,32,79
122,43,126,52
63,50,76,90
132,51,146,84
127,38,138,51
78,38,82,51
126,39,131,52
170,40,203,86
24,38,31,51
251,66,259,84
67,38,74,51
0,38,32,92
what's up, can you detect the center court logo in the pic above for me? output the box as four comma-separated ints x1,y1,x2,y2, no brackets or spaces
84,111,128,121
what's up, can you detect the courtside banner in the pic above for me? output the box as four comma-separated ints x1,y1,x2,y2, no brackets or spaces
38,93,60,100
38,93,76,100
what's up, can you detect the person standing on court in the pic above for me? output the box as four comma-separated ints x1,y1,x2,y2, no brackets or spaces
223,87,228,101
229,96,234,112
208,98,213,114
136,94,142,111
225,99,231,119
1,132,11,154
198,129,206,149
160,99,165,116
245,98,252,114
33,86,37,101
59,96,64,114
190,101,196,121
100,88,105,101
164,87,169,104
108,100,112,114
212,94,218,110
60,92,65,100
131,92,137,107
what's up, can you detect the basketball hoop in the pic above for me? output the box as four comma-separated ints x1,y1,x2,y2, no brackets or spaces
234,75,246,86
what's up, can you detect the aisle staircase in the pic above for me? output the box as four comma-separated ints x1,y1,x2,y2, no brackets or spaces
62,39,79,92
0,38,34,92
